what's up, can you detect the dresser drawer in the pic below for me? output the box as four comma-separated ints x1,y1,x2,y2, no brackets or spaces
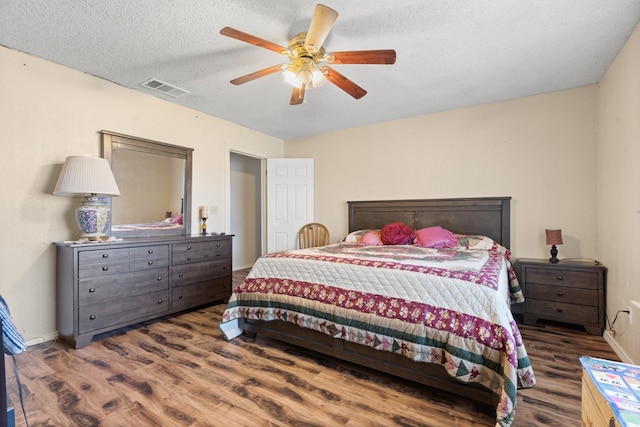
525,298,599,324
130,245,169,261
78,267,169,306
78,289,169,334
78,248,129,264
172,277,231,311
130,257,170,271
172,240,231,265
172,241,206,255
172,259,231,287
525,268,598,289
526,284,599,306
78,260,130,279
200,240,232,259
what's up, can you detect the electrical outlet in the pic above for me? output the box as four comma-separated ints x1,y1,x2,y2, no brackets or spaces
209,205,218,215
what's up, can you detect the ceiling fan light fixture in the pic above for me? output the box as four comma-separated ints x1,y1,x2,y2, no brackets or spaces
311,67,327,87
283,65,303,88
283,58,326,89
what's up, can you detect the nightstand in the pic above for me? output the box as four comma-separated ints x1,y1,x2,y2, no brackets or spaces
519,258,606,335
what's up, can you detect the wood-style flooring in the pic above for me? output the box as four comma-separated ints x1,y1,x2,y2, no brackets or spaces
4,269,619,426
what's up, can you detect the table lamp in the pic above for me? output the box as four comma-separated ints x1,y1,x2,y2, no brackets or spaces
545,229,563,263
54,155,120,240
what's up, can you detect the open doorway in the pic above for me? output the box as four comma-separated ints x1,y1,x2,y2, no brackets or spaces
229,152,263,270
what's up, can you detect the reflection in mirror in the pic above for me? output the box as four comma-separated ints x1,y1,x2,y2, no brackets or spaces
102,131,193,238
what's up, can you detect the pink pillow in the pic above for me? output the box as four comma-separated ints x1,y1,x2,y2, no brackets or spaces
414,226,457,248
171,213,184,225
359,230,383,246
380,222,415,245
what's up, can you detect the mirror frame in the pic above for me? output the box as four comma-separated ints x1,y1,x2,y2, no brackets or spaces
101,130,193,238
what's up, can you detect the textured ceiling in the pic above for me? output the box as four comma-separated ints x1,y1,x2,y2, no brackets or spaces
2,1,640,140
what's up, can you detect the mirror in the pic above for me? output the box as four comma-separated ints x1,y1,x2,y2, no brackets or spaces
102,131,193,238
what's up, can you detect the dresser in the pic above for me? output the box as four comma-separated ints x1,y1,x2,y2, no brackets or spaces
519,258,606,335
56,234,232,348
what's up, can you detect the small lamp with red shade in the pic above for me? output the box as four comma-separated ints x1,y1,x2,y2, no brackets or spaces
545,229,563,263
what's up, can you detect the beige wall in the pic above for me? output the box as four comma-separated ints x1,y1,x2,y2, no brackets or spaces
285,86,598,260
597,23,640,364
0,46,283,344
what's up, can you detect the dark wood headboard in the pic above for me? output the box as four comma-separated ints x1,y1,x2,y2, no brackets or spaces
347,197,511,248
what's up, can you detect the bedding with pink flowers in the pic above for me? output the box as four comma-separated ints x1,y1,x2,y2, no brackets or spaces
221,238,535,426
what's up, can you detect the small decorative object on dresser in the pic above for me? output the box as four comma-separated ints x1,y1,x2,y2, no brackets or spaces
56,234,233,348
519,258,606,335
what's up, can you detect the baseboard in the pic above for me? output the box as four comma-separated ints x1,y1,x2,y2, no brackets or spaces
25,332,58,347
603,330,633,364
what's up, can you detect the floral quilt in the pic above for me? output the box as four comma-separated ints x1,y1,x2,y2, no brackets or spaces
221,241,536,426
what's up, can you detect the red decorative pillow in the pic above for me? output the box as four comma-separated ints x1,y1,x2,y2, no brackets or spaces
380,222,415,245
414,226,457,248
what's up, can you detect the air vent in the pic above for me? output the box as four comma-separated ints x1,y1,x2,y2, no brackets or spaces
139,78,189,98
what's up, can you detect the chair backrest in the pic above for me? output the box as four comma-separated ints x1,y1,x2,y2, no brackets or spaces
298,223,330,249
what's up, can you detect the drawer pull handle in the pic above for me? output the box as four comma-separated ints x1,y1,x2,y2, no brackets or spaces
223,266,227,270
178,295,183,299
148,249,154,254
217,243,221,247
157,276,163,281
157,299,163,304
217,252,221,257
187,246,192,250
178,273,184,278
557,308,563,313
557,291,564,296
102,254,109,258
89,315,96,320
187,256,192,261
148,261,154,265
102,266,109,271
556,275,563,281
89,288,96,293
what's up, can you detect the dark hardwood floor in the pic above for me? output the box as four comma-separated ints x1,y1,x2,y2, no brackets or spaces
4,269,619,426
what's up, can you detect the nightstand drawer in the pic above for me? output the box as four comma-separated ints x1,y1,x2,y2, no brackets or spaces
526,298,599,324
526,268,598,289
526,284,598,306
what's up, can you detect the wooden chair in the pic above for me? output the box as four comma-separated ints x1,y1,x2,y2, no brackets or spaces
298,223,330,249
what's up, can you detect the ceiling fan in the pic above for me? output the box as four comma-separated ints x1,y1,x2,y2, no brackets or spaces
220,4,396,105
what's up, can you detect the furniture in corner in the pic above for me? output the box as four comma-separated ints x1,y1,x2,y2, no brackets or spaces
519,258,606,335
581,357,636,426
55,234,233,348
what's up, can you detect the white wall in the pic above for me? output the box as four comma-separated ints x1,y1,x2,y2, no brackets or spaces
597,23,640,364
285,86,598,260
0,46,283,344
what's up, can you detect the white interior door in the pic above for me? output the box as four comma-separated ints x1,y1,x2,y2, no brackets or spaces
267,158,314,253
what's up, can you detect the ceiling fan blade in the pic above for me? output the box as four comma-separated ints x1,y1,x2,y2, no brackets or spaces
331,49,397,65
304,4,338,49
325,67,367,99
220,27,286,54
290,84,306,105
230,64,283,85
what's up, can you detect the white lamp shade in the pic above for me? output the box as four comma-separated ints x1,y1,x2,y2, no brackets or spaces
54,156,120,197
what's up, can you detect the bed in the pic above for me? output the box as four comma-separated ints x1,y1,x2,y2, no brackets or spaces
220,197,535,427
